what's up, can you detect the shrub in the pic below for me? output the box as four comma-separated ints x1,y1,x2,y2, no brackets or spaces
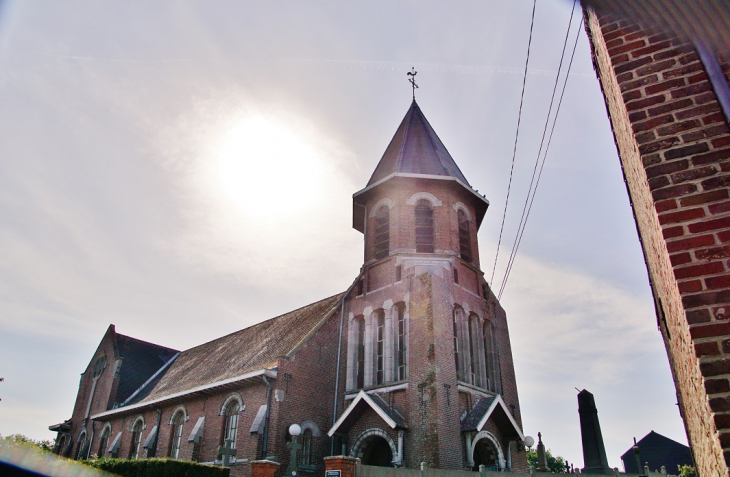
86,457,230,477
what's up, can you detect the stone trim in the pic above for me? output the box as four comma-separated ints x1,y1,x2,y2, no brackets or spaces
405,192,442,207
469,430,505,470
349,427,400,466
369,198,396,217
168,404,189,424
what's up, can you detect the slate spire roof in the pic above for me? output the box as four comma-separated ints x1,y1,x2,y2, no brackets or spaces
367,100,470,187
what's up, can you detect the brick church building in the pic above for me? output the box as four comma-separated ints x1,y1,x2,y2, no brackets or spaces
49,101,528,476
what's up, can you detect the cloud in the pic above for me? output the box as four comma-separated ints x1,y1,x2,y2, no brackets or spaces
501,254,684,466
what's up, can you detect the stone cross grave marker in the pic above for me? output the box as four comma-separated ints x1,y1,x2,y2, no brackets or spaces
218,439,237,467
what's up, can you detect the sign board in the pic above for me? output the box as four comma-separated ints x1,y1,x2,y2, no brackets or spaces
326,470,342,477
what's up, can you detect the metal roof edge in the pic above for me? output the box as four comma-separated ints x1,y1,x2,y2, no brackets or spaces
353,173,489,206
91,368,277,420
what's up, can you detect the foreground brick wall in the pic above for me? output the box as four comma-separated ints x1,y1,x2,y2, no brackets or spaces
584,6,730,475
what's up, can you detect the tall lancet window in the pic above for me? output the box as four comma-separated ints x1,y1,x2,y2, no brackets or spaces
220,400,240,454
484,322,503,394
169,411,185,459
374,206,390,260
453,306,468,381
129,421,143,459
468,313,480,386
355,316,365,389
396,304,407,381
415,199,434,253
458,209,472,263
375,311,385,385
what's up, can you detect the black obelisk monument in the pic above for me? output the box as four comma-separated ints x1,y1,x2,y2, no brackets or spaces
578,389,613,474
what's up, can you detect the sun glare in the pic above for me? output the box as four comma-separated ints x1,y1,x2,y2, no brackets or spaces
213,114,328,222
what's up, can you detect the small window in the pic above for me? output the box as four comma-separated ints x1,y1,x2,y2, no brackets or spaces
454,268,459,284
395,265,402,283
129,421,143,459
356,279,364,297
302,429,313,466
458,209,472,263
98,427,110,457
75,432,88,460
374,206,390,260
169,412,185,459
220,401,240,455
415,199,434,253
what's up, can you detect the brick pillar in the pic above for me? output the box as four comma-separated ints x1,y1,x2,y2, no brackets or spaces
583,4,730,475
324,456,358,477
251,460,281,477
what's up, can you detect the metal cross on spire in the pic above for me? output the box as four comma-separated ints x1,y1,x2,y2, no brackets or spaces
407,67,419,101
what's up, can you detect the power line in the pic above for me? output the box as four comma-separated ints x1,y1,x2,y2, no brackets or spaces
498,14,585,299
490,0,538,286
497,0,579,299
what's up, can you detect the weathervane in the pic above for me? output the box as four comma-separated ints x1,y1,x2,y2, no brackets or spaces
407,67,419,101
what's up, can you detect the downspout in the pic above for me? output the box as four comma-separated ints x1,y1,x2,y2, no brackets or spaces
331,203,366,456
152,408,162,458
262,375,273,459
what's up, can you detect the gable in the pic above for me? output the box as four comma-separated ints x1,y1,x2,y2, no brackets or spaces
328,390,407,436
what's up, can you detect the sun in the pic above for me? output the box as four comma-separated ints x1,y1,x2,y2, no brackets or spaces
213,113,328,223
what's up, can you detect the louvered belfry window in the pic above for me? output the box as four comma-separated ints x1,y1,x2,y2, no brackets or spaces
415,199,434,253
458,209,472,263
374,206,390,260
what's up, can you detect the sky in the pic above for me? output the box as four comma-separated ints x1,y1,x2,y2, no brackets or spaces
0,0,687,469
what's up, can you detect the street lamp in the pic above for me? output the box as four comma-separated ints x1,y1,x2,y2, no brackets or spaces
287,424,303,477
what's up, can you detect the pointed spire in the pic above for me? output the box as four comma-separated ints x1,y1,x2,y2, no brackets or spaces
367,101,471,187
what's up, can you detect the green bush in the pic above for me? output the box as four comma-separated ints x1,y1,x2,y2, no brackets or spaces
85,457,230,477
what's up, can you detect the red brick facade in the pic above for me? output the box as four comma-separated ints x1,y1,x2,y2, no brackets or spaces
54,102,527,475
584,4,730,475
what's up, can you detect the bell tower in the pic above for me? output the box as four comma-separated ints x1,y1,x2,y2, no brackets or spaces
332,100,527,472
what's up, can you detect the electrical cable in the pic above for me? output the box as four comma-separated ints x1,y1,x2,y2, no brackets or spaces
497,0,579,298
490,0,537,286
498,15,585,299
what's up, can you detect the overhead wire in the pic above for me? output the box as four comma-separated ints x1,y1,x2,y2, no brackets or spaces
498,11,585,300
490,0,537,287
497,0,579,299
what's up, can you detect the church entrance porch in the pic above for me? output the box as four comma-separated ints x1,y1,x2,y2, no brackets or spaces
350,428,399,467
360,436,393,467
471,437,499,471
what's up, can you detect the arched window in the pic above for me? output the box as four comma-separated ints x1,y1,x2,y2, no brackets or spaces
220,400,240,454
458,209,472,263
374,206,390,260
302,428,313,466
98,426,111,457
375,311,385,385
468,314,481,386
415,199,434,253
483,322,503,394
453,306,469,382
169,411,185,459
129,420,143,459
395,304,407,381
75,431,88,460
355,316,365,389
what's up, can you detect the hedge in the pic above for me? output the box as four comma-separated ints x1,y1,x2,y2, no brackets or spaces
85,457,231,477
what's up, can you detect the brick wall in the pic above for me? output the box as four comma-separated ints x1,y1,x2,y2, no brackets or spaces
584,5,730,475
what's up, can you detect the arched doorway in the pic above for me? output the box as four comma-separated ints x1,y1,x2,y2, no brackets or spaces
350,429,398,467
469,431,505,472
361,436,393,466
472,438,499,471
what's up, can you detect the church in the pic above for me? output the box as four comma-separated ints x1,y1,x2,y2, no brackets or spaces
49,100,529,475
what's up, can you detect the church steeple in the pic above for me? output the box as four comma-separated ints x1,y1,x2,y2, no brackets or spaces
353,101,489,234
367,101,471,187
